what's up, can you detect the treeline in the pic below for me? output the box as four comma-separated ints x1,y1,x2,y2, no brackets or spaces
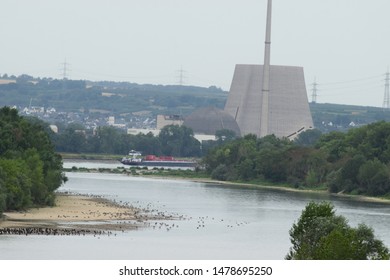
53,124,203,158
203,121,390,197
0,107,66,216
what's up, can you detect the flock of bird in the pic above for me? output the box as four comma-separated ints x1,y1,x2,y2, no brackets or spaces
129,199,251,232
0,227,114,237
193,216,250,230
0,194,250,236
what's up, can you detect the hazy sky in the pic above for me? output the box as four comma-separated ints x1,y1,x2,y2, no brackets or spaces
1,0,390,107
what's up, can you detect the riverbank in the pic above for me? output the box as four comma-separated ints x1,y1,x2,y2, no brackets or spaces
167,176,390,204
0,193,157,235
132,172,390,204
62,161,390,205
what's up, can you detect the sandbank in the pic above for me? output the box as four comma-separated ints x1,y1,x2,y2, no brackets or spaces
0,194,148,233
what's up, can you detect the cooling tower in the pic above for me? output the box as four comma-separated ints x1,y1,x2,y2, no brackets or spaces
224,64,314,138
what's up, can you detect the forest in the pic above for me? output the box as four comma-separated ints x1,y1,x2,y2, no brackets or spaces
203,121,390,197
51,115,390,198
53,123,203,157
0,107,66,216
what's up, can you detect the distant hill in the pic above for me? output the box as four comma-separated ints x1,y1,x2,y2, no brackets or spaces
1,74,390,133
0,75,226,116
310,102,390,132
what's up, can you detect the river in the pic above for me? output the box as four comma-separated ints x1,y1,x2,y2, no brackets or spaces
1,161,390,260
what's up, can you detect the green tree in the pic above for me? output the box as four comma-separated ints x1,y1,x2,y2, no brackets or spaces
54,123,87,153
345,121,390,163
211,164,229,181
316,131,347,162
295,129,322,147
255,148,288,182
95,126,124,154
286,202,389,260
316,224,390,260
0,107,66,210
131,132,162,156
159,125,201,157
203,121,390,197
0,165,9,214
238,158,256,181
341,155,366,184
357,159,390,196
0,158,33,210
215,129,237,144
254,136,292,182
23,148,46,204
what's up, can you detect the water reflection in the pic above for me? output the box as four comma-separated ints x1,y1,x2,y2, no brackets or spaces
1,172,389,260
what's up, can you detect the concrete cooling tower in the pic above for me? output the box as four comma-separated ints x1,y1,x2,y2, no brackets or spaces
224,64,313,138
224,0,314,139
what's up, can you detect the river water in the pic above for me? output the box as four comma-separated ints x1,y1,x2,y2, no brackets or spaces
1,161,390,260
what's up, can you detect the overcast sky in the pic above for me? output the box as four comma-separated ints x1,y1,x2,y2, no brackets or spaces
1,0,390,107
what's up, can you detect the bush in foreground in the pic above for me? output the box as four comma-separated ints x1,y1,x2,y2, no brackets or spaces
286,201,389,260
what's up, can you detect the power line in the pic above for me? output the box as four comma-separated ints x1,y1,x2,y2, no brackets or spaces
311,77,318,103
318,85,383,97
307,73,386,103
60,59,71,94
177,66,187,86
319,74,383,86
383,70,390,110
60,59,71,80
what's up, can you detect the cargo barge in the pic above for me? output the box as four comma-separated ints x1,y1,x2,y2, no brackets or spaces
120,150,196,167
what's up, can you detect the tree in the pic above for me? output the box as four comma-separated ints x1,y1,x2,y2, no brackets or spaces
295,129,322,147
131,132,162,156
158,125,201,157
255,148,288,182
0,107,66,210
340,154,366,187
316,224,390,260
56,124,87,153
95,126,124,154
357,159,390,196
215,129,237,144
286,202,389,260
0,158,33,210
211,164,229,181
255,135,292,182
316,131,347,162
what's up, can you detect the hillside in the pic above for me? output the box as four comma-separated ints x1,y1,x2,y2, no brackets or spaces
310,102,390,132
0,75,226,116
1,74,390,133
